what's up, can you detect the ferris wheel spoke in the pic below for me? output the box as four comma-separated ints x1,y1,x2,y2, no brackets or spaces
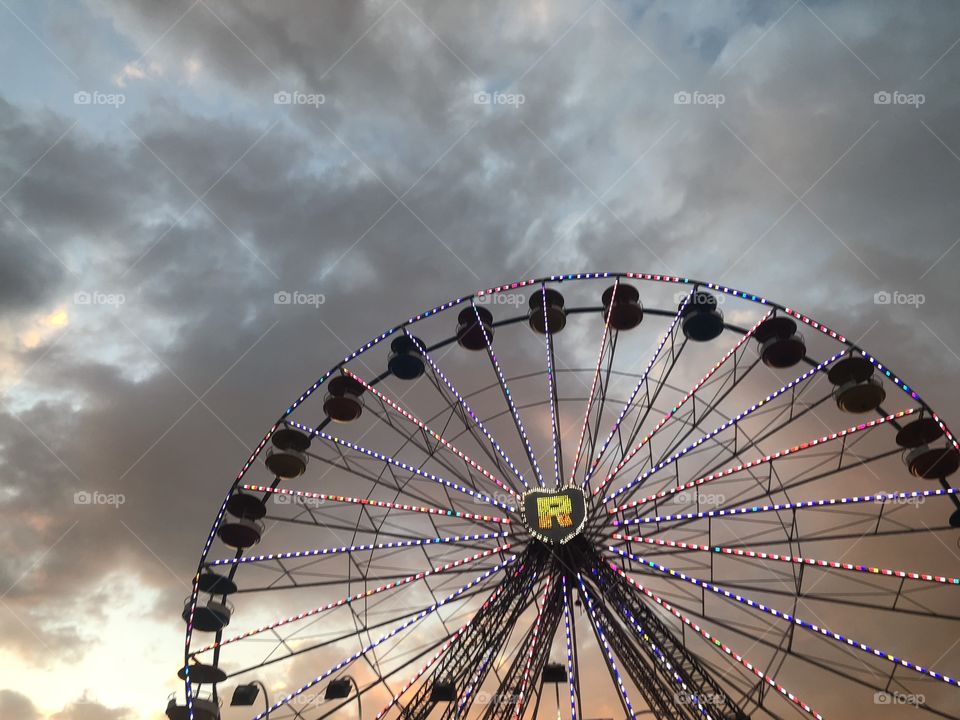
560,576,580,720
575,574,638,720
605,558,827,720
612,351,849,513
610,408,917,514
611,532,960,585
251,557,516,720
582,288,693,490
242,483,512,524
596,310,773,501
568,279,619,487
468,300,547,487
537,285,564,487
406,329,532,491
344,368,522,503
609,547,960,691
286,420,515,512
191,544,513,658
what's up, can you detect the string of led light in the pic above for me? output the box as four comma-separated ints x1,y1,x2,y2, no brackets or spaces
242,483,511,524
192,543,512,656
471,300,546,487
284,419,514,512
611,533,960,584
514,575,554,718
540,284,562,487
601,349,847,506
252,557,516,720
582,289,692,490
596,310,773,499
606,559,824,719
609,547,959,689
561,575,578,720
615,486,960,526
341,368,520,500
609,409,917,514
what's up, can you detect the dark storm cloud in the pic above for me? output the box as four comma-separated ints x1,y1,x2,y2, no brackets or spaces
1,0,960,715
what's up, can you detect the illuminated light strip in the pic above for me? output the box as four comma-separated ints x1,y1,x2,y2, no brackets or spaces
780,306,846,344
342,370,519,500
243,484,510,524
192,543,512,656
618,486,960,526
616,605,718,720
570,279,618,487
471,301,546,487
609,547,960,689
405,331,530,490
561,576,578,720
582,290,693,490
515,575,554,718
598,310,773,499
611,409,917,513
252,557,516,720
285,420,514,512
604,350,847,505
210,531,510,567
540,284,562,487
576,574,637,720
606,559,824,720
611,533,960,585
374,583,509,720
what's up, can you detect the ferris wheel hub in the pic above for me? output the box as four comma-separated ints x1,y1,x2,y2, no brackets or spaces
520,486,588,545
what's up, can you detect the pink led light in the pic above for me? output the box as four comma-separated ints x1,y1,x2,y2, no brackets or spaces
606,559,824,719
611,533,960,584
597,310,773,498
192,543,512,656
611,408,917,513
243,484,511,524
540,284,562,487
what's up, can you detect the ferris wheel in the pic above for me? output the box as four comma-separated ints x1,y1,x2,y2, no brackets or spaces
168,272,960,720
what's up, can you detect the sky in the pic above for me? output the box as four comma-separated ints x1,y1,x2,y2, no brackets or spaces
1,1,960,719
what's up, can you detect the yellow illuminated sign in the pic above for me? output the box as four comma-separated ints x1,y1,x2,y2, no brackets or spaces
537,494,573,529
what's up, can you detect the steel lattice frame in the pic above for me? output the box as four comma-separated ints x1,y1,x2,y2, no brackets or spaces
178,273,960,720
